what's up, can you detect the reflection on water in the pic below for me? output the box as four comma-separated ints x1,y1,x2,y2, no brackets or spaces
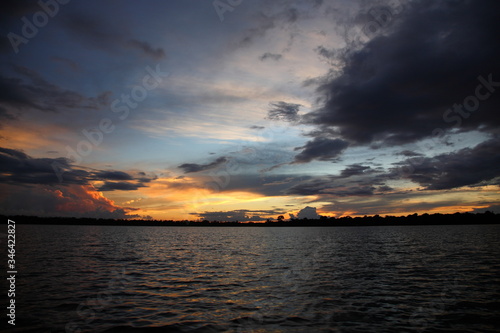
8,224,500,332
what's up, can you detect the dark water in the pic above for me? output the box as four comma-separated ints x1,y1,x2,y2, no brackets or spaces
3,224,500,332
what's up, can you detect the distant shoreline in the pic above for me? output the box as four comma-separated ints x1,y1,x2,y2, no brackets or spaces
3,212,499,227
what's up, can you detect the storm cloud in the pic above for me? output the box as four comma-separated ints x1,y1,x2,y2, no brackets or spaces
396,138,500,190
294,137,349,163
179,157,228,174
0,66,109,114
0,147,154,189
303,0,500,149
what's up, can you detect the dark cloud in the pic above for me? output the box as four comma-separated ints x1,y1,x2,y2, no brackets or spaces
94,171,134,181
0,66,107,113
281,164,380,197
288,139,500,198
0,147,88,185
294,137,349,163
194,209,286,222
396,150,424,157
0,147,154,189
395,138,500,190
97,181,145,191
260,52,283,61
286,164,393,197
0,76,40,111
267,101,301,122
179,156,228,174
340,164,372,177
378,185,393,192
286,176,332,196
304,0,500,146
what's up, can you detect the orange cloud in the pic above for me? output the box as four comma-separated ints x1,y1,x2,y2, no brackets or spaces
0,183,139,219
53,185,119,213
104,175,294,220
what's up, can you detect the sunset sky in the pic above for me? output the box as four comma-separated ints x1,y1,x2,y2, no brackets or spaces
1,0,499,221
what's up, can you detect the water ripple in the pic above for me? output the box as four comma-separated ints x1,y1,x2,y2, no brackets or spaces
8,224,500,332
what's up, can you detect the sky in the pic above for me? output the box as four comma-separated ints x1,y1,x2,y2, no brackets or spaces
0,0,499,221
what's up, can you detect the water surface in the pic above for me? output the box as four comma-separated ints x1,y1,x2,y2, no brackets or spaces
5,224,500,332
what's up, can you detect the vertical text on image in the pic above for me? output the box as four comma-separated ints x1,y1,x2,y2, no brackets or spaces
6,219,17,326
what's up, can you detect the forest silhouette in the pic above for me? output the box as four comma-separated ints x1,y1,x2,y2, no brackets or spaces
3,211,499,227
